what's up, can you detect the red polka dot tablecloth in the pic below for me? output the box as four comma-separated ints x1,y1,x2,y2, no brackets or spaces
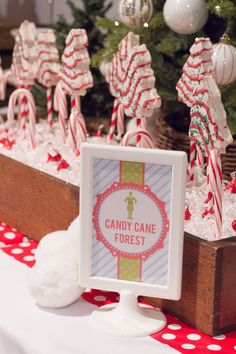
0,221,236,353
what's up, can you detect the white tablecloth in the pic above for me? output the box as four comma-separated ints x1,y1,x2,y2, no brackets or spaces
0,252,180,354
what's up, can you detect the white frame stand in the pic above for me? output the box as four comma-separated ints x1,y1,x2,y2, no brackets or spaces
91,289,167,337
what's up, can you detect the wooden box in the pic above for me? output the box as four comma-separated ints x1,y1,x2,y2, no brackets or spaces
1,153,236,335
143,233,236,336
0,154,79,241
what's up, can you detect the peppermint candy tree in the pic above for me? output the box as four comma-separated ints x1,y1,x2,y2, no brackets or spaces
177,37,233,239
60,29,93,112
11,20,37,129
104,32,161,142
37,29,61,126
59,29,93,153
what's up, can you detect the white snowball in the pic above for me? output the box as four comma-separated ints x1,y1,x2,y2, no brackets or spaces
29,252,84,308
67,215,80,245
29,216,84,308
35,230,67,262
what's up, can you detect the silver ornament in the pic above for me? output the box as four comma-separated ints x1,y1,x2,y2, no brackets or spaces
119,0,153,28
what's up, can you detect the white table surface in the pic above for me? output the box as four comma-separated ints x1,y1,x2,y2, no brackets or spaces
0,252,180,354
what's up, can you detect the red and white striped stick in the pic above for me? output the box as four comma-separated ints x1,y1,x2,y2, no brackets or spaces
46,87,53,127
116,103,124,139
197,147,205,170
107,98,119,141
187,140,197,184
8,88,36,149
208,149,222,239
68,109,87,155
54,82,68,143
19,85,31,130
121,127,153,149
71,95,81,113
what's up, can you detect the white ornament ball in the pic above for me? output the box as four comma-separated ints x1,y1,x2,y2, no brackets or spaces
119,0,153,28
163,0,208,35
212,36,236,85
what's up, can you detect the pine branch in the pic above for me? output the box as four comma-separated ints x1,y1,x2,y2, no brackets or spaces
206,0,236,18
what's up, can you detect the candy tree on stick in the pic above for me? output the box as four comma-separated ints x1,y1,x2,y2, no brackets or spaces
37,29,60,127
11,20,37,130
59,29,93,152
177,37,233,239
103,32,161,143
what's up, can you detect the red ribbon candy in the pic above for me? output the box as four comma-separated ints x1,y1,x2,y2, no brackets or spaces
57,159,70,171
0,138,15,150
225,178,236,194
184,206,191,221
47,152,62,162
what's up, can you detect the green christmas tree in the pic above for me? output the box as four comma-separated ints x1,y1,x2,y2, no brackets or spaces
92,0,236,136
54,0,113,118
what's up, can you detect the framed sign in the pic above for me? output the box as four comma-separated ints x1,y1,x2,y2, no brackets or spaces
79,143,187,300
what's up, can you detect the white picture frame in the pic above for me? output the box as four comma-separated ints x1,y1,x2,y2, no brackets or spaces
79,143,187,301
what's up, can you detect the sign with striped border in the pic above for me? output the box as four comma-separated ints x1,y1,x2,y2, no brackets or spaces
79,143,187,300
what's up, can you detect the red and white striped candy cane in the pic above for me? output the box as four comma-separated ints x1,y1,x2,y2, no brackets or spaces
107,98,119,141
208,149,222,239
135,117,147,143
54,82,68,143
19,85,31,130
187,140,197,184
46,87,54,126
116,103,124,139
197,147,205,169
71,95,81,113
8,88,36,148
68,109,87,155
121,127,153,149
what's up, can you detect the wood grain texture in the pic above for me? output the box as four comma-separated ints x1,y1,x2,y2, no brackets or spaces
0,154,79,241
142,233,236,336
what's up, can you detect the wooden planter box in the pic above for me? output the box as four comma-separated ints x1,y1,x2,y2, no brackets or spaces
0,153,235,335
143,233,236,336
0,154,79,241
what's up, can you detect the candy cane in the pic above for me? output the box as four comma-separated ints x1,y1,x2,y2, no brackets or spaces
46,87,54,126
8,88,36,148
19,85,31,130
54,82,68,143
70,96,81,113
197,147,205,169
187,140,196,184
121,127,153,149
208,149,222,239
68,110,87,154
107,98,120,141
116,103,125,139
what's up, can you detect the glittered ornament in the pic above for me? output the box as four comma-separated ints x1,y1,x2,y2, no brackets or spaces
163,0,208,35
212,34,236,85
119,0,153,28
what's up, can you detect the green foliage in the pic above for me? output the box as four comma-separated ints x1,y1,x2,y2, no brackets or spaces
93,0,236,135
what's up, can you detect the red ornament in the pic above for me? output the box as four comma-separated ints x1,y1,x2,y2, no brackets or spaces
232,220,236,232
185,206,191,221
57,159,69,171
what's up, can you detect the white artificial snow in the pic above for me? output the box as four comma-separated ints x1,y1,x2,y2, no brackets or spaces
0,119,110,186
185,181,236,241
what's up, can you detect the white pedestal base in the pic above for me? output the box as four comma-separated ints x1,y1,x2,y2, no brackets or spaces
90,290,167,337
